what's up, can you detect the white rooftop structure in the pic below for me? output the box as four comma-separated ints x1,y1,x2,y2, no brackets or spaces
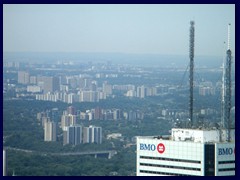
171,128,235,143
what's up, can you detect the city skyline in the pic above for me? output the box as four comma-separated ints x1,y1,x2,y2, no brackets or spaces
3,4,235,57
3,3,235,176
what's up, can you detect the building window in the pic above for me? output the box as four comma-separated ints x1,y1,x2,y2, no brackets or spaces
140,155,201,164
139,170,198,176
139,163,201,171
218,161,235,164
219,168,235,172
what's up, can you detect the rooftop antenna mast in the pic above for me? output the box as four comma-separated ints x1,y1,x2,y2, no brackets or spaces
224,23,232,142
221,42,226,129
189,21,195,128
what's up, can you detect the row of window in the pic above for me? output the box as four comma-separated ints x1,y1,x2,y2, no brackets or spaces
140,155,201,164
140,162,201,171
218,161,235,164
218,168,235,172
139,170,199,176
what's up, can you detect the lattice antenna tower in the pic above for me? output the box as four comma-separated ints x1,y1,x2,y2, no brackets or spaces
221,42,226,129
189,21,195,128
224,23,232,142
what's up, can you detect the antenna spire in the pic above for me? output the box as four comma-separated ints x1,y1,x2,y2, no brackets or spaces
227,23,231,50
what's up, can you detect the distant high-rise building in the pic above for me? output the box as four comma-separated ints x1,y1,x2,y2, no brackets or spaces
199,86,215,96
103,82,112,96
29,76,37,84
79,91,99,102
90,81,98,91
83,126,102,144
113,109,121,120
126,89,136,97
63,125,83,145
51,108,59,122
61,114,76,130
86,110,94,121
43,76,60,93
67,106,76,115
44,121,57,141
137,85,146,98
27,85,41,93
18,71,29,84
37,76,59,93
94,107,103,120
41,116,50,127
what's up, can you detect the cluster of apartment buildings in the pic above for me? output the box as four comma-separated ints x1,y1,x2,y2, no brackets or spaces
62,125,102,145
16,70,231,104
37,106,102,145
79,108,144,121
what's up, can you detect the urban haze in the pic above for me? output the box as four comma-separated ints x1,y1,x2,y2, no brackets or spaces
3,4,235,176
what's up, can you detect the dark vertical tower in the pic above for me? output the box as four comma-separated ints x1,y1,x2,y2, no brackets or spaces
224,23,232,142
221,42,226,132
189,21,195,127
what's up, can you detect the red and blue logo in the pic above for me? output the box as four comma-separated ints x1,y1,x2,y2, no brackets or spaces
140,143,165,154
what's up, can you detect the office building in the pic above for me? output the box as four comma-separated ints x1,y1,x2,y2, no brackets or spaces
136,128,235,176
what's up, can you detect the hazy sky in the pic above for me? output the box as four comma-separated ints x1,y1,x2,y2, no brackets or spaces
3,4,235,56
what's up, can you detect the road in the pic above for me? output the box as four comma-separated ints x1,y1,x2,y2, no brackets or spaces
4,146,117,158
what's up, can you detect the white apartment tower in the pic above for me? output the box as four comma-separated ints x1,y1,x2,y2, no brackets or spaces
44,121,57,141
61,114,76,130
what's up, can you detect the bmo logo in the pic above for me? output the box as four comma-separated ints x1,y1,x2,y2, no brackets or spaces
218,147,235,156
139,143,165,154
140,143,156,151
157,143,165,154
